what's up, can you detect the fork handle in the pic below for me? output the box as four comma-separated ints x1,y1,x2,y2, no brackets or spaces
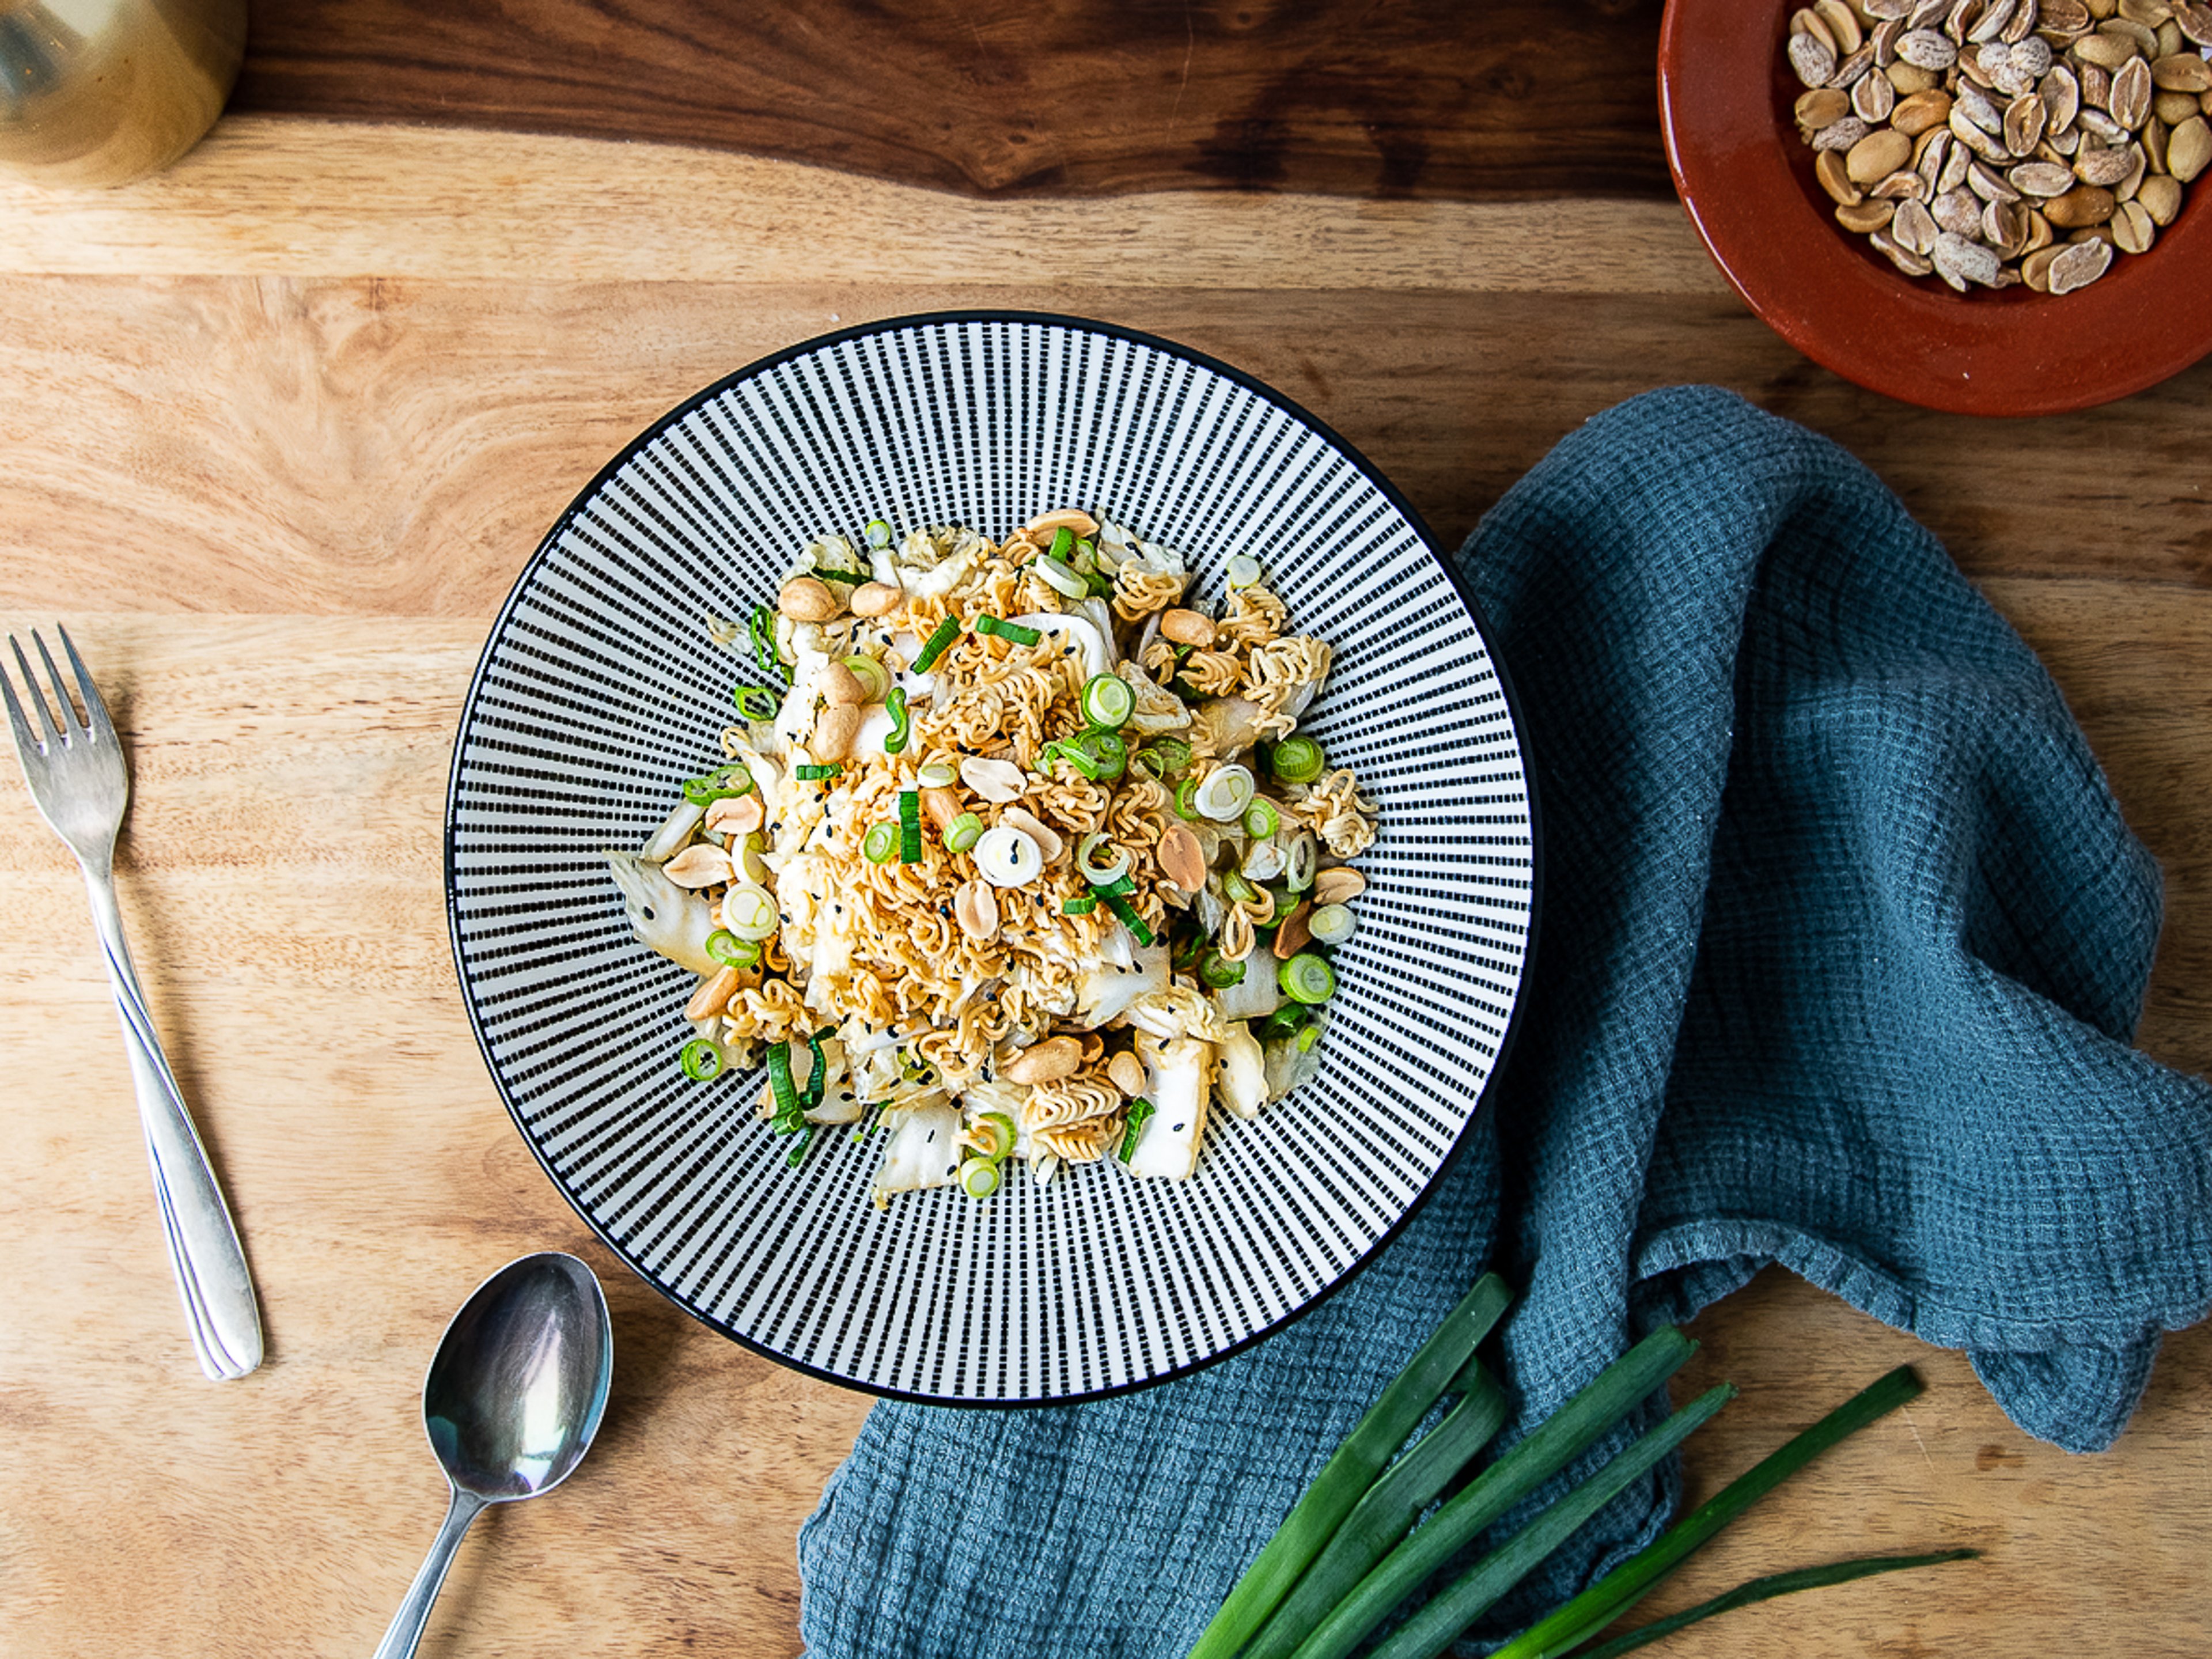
83,866,263,1381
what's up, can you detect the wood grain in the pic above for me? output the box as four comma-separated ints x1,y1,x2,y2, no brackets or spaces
229,0,1673,201
0,118,1719,289
2,113,2210,1658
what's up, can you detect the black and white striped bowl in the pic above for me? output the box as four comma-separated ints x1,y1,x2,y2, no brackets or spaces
446,313,1536,1404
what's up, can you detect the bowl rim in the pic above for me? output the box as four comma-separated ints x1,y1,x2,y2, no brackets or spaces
1658,0,2212,416
442,308,1545,1406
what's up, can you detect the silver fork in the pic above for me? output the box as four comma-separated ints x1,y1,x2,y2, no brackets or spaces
3,627,262,1380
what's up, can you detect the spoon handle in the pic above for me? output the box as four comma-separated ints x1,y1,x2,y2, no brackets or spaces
373,1485,490,1659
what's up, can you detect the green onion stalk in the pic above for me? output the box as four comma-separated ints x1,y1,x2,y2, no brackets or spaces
1185,1275,1515,1659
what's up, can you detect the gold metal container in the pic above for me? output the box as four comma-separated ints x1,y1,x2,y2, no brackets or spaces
0,0,247,187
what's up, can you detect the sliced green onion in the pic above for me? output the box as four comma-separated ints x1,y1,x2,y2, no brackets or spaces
1049,525,1075,561
1175,777,1203,820
1296,1024,1322,1052
1187,1275,1515,1659
1137,738,1194,780
766,1043,800,1119
811,566,861,585
915,760,957,789
859,821,897,865
748,604,781,676
704,930,761,969
1194,763,1257,823
1287,833,1319,893
1271,736,1325,785
733,685,781,722
1089,873,1136,898
1198,950,1247,990
1308,903,1356,946
960,1158,1001,1198
1080,672,1136,729
804,1028,831,1110
681,761,755,805
1278,952,1335,1005
842,654,891,702
849,1101,883,1142
977,1111,1018,1161
1362,1386,1739,1659
911,615,961,673
1116,1097,1155,1162
1076,831,1131,885
679,1039,724,1081
1062,896,1099,915
1101,889,1155,946
976,825,1044,887
1489,1366,1930,1659
1243,1362,1510,1659
1042,738,1101,781
1035,553,1090,600
974,613,1043,646
1566,1552,1978,1659
865,518,893,549
898,790,922,863
720,884,779,941
795,762,842,782
1222,869,1260,907
1227,553,1264,589
785,1123,816,1165
1074,536,1097,569
1243,799,1281,839
883,685,911,755
944,812,985,854
1085,567,1116,599
1080,729,1128,780
1257,1325,1696,1659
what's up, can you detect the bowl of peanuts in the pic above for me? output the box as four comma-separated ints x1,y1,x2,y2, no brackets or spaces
1660,0,2212,413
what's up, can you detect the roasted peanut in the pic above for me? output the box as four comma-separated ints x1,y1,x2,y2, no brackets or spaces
778,575,840,621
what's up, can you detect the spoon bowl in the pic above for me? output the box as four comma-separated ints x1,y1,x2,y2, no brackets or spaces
374,1252,613,1659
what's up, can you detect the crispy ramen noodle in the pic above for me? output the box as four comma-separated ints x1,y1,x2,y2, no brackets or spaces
609,509,1379,1207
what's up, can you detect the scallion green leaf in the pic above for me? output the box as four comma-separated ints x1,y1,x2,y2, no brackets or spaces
911,615,961,673
1243,1363,1509,1659
1563,1551,1978,1659
1116,1097,1155,1162
767,1043,799,1119
1190,1277,1516,1659
1358,1386,1738,1659
748,605,781,676
884,685,911,754
1251,1325,1697,1659
1487,1366,1929,1659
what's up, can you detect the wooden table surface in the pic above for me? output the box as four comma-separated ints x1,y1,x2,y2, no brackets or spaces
2,9,2210,1656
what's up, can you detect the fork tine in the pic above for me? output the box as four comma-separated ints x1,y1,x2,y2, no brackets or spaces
56,626,116,747
0,649,41,759
9,635,62,743
31,630,84,736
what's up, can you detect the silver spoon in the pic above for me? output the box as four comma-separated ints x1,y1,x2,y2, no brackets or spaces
373,1252,613,1659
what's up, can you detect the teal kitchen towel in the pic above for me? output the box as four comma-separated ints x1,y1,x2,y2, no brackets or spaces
797,386,2212,1656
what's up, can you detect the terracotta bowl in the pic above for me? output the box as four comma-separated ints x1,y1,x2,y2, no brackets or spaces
1658,0,2212,414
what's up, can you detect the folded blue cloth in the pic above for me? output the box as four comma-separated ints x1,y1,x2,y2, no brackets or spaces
798,387,2212,1657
